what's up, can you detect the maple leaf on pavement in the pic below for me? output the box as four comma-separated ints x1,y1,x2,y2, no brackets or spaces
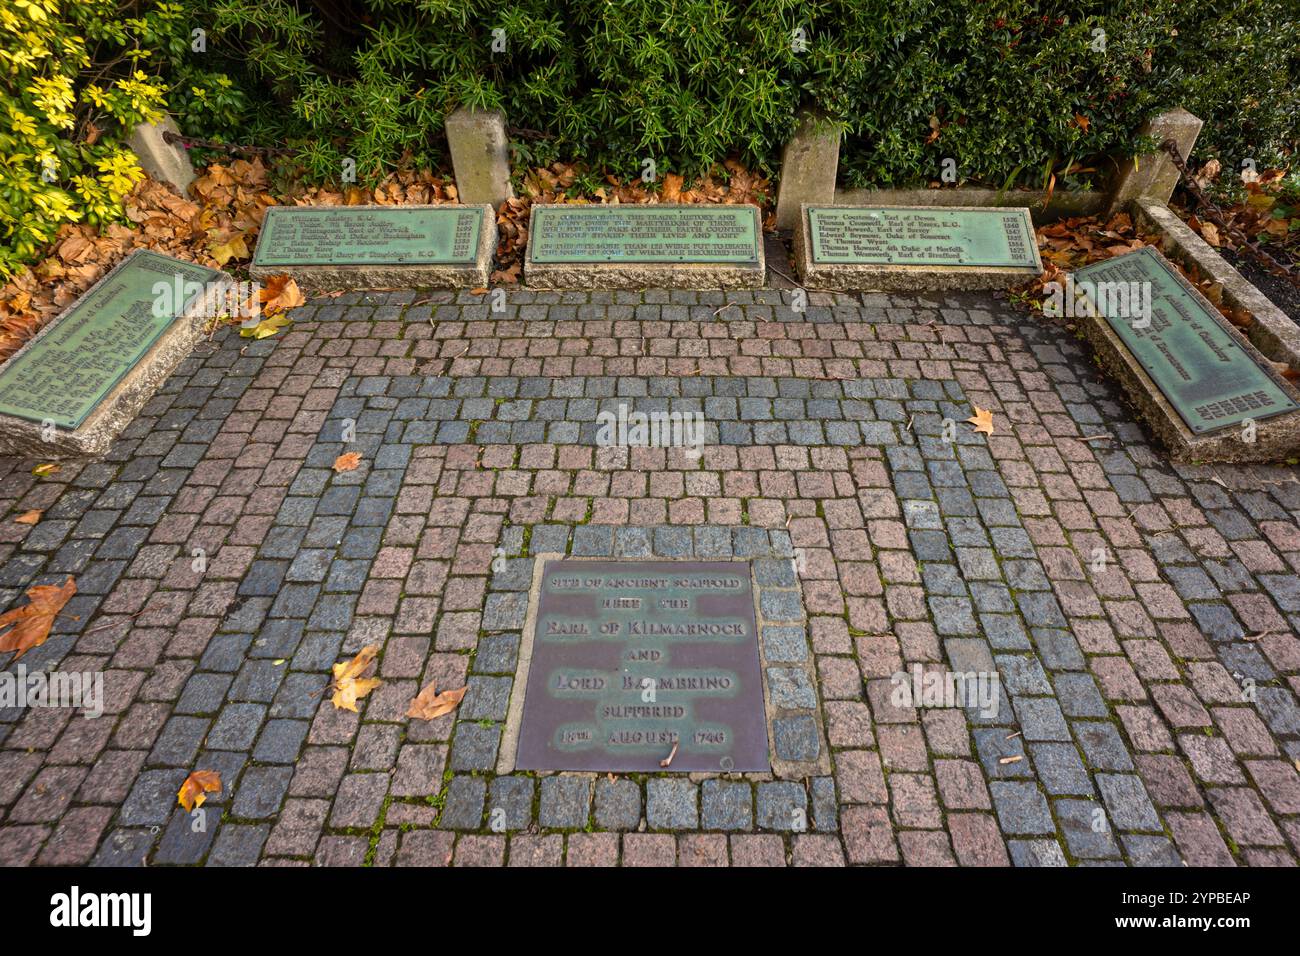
330,644,381,712
0,577,76,662
406,681,467,720
260,275,306,316
966,406,995,436
333,452,362,473
178,770,222,811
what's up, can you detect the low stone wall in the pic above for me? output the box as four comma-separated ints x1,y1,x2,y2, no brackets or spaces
1133,197,1300,373
778,107,1203,226
834,187,1105,223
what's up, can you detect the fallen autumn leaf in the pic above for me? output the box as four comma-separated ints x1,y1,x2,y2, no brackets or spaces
966,406,995,436
178,770,222,811
0,577,77,662
406,681,468,720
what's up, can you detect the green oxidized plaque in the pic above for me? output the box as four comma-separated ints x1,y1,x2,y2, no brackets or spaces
252,206,481,266
0,251,218,429
515,560,769,772
529,205,760,263
807,206,1038,268
1073,248,1298,434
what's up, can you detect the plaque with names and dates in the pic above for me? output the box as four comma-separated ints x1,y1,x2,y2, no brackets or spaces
529,205,761,264
794,203,1041,292
807,206,1038,268
0,250,218,430
515,560,769,772
252,205,481,267
1073,247,1299,434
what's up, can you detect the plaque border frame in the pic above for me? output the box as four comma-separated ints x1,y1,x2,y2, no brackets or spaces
0,248,229,458
806,205,1040,269
249,203,496,291
1076,245,1299,436
251,204,484,268
1071,245,1300,462
0,250,217,430
793,203,1043,293
528,204,762,266
504,555,771,774
524,203,766,290
497,551,831,780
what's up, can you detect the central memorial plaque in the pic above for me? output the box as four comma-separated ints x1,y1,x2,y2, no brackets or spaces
524,204,765,289
248,203,495,290
529,205,760,263
514,560,770,772
794,203,1042,291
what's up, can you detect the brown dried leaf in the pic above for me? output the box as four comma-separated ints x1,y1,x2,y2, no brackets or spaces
661,173,683,203
330,644,382,712
0,577,76,662
178,770,222,811
406,681,467,720
260,275,305,316
966,406,995,436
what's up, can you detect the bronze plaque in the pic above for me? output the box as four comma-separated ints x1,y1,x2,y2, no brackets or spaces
1073,248,1299,433
515,560,769,772
252,205,481,266
529,205,761,263
0,250,218,429
807,206,1039,268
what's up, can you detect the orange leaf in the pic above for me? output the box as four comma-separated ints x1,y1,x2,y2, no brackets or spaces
259,275,306,316
333,452,362,473
966,406,995,436
14,510,41,525
406,681,467,721
1073,113,1090,132
178,770,222,811
0,577,76,662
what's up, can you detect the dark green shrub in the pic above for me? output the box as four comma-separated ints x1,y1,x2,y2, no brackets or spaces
184,0,1298,190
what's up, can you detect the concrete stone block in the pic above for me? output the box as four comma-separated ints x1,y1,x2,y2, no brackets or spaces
445,108,513,209
1108,108,1203,213
127,115,196,195
774,110,840,231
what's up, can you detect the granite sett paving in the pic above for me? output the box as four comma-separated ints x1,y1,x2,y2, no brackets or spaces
1,285,1299,866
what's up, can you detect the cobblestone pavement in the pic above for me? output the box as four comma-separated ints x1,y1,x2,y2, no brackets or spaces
2,287,1299,867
